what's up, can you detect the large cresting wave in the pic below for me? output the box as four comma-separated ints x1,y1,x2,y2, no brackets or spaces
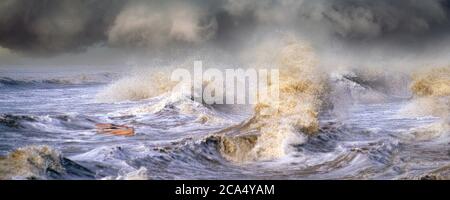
215,39,329,162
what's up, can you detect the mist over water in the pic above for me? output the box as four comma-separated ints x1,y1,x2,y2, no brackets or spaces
1,0,450,180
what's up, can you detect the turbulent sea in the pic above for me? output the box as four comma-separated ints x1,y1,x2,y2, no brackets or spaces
0,67,448,180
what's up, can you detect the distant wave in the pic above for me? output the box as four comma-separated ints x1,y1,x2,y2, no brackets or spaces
0,114,96,133
0,72,119,88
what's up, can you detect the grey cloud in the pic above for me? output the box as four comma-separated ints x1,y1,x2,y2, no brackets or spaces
0,0,449,56
107,1,217,48
0,0,125,55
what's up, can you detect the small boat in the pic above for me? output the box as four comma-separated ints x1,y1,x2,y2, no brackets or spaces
95,123,135,136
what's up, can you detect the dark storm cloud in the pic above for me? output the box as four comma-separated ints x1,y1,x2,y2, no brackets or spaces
303,0,449,38
0,0,126,55
1,0,450,56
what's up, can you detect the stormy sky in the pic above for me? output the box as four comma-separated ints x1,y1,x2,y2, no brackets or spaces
1,0,450,67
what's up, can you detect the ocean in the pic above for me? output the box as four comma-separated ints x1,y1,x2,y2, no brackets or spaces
0,63,448,180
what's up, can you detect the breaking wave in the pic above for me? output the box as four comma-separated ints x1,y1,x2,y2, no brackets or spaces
411,67,450,98
95,69,177,102
0,145,94,180
407,67,449,119
216,39,328,162
400,66,450,138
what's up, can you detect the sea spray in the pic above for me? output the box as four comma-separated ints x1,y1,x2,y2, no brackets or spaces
400,66,450,138
217,38,329,162
96,69,177,103
0,145,64,180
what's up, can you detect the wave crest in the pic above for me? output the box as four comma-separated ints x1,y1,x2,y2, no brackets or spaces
96,70,177,103
216,39,328,162
0,145,94,180
401,66,450,137
411,67,450,97
0,145,65,180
